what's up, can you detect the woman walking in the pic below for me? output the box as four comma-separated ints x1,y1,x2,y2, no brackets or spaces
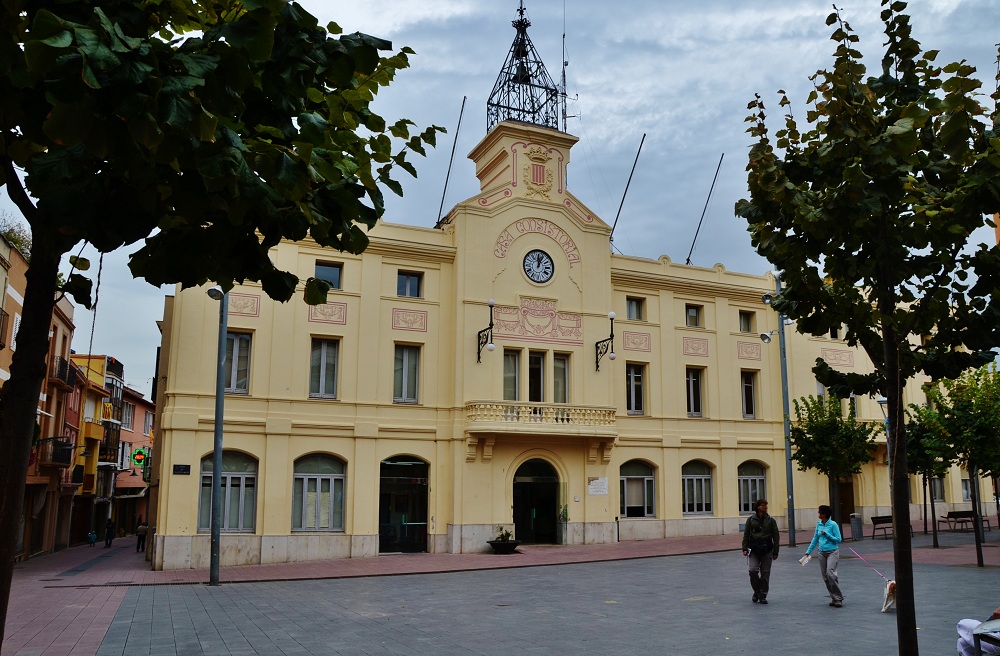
803,505,844,607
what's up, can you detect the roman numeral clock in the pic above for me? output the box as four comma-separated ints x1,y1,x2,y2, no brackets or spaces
523,249,554,283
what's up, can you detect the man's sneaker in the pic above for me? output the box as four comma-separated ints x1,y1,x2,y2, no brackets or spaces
832,600,843,608
759,598,768,604
752,594,759,603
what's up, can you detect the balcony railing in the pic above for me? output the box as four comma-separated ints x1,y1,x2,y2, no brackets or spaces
50,356,77,388
465,401,617,436
38,436,75,468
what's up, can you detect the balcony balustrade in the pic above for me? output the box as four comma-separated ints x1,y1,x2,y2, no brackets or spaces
465,401,617,437
49,356,77,388
38,436,75,468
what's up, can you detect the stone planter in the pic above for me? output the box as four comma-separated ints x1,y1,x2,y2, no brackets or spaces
487,539,520,554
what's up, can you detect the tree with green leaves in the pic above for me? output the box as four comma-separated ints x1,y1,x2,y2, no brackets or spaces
904,404,953,547
789,394,879,513
735,1,1000,651
922,365,1000,564
0,0,442,644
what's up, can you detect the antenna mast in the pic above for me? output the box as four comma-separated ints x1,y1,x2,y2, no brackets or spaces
685,153,725,266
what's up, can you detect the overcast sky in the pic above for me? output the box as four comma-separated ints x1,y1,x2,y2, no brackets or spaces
2,0,999,398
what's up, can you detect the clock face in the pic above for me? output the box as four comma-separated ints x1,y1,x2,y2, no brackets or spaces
523,249,554,283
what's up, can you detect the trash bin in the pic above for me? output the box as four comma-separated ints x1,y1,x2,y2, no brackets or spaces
849,513,863,542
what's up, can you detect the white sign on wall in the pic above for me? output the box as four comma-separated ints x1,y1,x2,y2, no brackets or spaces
588,477,608,496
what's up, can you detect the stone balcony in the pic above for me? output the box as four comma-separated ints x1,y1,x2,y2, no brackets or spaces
464,402,618,463
464,401,617,436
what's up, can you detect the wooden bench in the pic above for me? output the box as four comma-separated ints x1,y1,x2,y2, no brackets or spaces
870,515,913,540
938,510,993,533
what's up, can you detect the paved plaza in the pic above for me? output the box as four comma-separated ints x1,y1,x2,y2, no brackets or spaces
4,523,998,655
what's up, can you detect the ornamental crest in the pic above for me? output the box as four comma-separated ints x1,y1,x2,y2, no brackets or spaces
523,146,554,200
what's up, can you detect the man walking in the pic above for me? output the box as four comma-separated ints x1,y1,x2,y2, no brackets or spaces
136,521,148,553
742,498,780,604
804,505,844,607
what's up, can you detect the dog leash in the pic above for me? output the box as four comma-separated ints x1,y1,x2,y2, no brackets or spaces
846,546,891,582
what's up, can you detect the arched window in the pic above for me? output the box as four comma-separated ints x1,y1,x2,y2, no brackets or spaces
681,460,713,515
292,454,346,531
198,451,257,532
738,462,766,514
620,460,655,518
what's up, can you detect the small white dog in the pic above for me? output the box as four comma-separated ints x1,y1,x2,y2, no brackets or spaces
881,580,897,613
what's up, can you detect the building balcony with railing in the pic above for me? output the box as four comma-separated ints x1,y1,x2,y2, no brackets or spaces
38,436,75,468
464,401,617,438
49,356,77,389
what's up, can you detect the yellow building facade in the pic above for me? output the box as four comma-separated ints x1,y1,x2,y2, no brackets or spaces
150,120,993,570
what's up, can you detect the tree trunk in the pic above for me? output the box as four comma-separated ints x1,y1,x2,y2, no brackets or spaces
970,464,984,567
885,334,918,655
928,476,939,549
0,244,60,651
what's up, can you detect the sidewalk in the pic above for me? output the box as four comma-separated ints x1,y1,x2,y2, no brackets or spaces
4,521,998,655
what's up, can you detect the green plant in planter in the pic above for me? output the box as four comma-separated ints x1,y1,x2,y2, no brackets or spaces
494,525,513,542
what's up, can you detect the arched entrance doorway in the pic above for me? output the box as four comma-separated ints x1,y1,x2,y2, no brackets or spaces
513,458,559,544
379,456,428,553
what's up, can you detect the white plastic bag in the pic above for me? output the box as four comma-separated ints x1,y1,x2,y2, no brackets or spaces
799,554,812,566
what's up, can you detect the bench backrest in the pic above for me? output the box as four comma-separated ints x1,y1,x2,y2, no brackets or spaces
871,515,893,524
946,510,975,519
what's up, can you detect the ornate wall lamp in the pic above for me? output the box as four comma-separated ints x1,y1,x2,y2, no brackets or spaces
595,312,616,371
476,299,496,363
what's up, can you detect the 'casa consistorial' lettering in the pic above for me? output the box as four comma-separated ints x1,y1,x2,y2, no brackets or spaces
493,219,581,268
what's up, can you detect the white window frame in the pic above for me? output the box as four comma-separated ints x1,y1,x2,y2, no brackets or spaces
620,461,655,518
292,456,346,532
626,297,644,321
315,262,343,290
309,338,339,399
685,304,702,327
553,353,569,404
738,462,766,514
686,367,703,417
626,363,644,416
225,332,252,394
682,462,713,515
393,345,420,403
397,271,422,298
503,349,520,402
198,454,257,533
741,370,757,419
122,401,135,431
738,310,754,333
143,411,153,436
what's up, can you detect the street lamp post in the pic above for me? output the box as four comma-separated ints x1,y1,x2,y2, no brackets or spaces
762,277,796,547
207,287,228,586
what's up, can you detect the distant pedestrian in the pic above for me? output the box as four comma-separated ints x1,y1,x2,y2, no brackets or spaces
741,498,779,604
136,522,148,553
104,518,115,548
87,531,97,547
804,505,844,607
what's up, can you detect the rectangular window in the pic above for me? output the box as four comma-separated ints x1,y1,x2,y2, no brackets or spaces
309,339,339,398
144,411,154,437
962,478,970,501
683,476,712,514
393,345,419,403
686,368,703,417
626,363,645,415
528,351,545,402
225,332,252,394
553,354,569,404
620,477,655,518
315,262,342,290
830,325,840,339
626,297,644,321
122,402,135,431
738,475,766,514
292,475,345,531
930,476,946,502
685,304,702,327
397,271,422,298
739,311,754,333
741,371,757,419
199,474,256,532
503,350,520,401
